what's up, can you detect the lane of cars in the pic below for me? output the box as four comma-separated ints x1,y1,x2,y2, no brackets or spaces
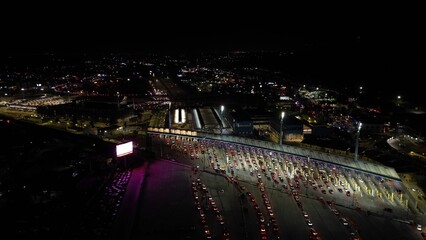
154,134,420,240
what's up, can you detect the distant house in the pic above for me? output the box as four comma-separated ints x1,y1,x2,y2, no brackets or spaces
310,124,336,138
244,108,271,130
360,121,386,134
270,115,304,143
228,108,253,136
37,96,134,123
352,110,388,134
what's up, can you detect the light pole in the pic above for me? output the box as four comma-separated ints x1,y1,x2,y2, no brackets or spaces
168,102,172,130
354,122,362,161
396,95,401,107
280,111,285,145
116,92,120,109
220,105,224,135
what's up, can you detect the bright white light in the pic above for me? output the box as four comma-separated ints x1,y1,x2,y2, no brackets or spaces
221,105,224,112
181,109,186,123
281,111,285,119
397,95,401,99
174,109,179,123
358,122,362,132
116,141,133,157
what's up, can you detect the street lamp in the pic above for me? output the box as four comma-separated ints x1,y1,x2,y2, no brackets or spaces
280,111,285,145
116,92,120,109
220,105,224,135
168,102,172,130
354,122,362,161
396,95,402,107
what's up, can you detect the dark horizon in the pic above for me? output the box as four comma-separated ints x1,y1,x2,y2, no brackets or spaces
1,16,424,105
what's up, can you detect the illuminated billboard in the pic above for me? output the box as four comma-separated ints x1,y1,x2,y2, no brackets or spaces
116,141,133,157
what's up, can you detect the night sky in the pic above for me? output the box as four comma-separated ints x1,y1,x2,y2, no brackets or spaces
1,8,424,102
1,9,422,54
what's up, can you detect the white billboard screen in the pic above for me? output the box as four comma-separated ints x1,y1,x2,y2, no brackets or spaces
116,141,133,157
